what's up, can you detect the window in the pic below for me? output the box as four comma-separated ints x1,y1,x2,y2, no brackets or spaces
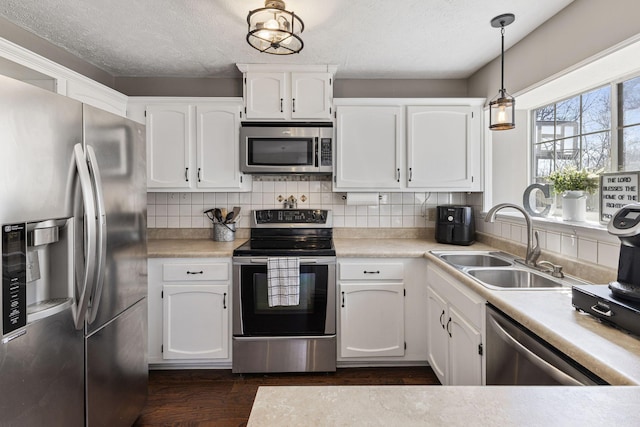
532,86,611,219
619,75,640,170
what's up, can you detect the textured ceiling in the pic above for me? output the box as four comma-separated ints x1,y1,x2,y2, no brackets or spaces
0,0,574,79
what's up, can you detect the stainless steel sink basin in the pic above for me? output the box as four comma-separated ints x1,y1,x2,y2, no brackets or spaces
465,268,564,290
438,253,513,268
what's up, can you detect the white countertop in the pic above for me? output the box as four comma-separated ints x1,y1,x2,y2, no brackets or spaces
248,385,640,426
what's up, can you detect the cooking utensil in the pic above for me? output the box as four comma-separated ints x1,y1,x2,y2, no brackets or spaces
232,206,241,221
204,208,215,223
221,208,227,219
214,208,223,223
224,211,234,223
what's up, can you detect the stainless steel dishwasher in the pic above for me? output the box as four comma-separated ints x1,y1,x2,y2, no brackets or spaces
485,305,607,385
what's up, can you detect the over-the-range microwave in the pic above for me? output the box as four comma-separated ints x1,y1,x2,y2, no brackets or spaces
240,122,333,174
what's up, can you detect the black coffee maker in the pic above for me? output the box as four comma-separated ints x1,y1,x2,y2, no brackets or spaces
607,204,640,302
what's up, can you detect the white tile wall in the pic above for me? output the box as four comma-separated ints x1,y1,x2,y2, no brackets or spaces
147,180,467,229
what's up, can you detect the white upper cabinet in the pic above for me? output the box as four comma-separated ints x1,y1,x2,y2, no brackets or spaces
407,106,480,190
196,104,245,189
130,98,250,192
333,99,484,192
238,64,336,121
146,104,192,189
335,105,403,189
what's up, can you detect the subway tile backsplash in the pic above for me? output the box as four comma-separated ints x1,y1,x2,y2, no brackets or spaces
147,179,468,229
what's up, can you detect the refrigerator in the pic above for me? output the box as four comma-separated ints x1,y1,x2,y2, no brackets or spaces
0,74,148,426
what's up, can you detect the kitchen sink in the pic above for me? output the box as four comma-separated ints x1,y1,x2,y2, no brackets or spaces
430,250,585,291
465,268,564,290
437,252,513,268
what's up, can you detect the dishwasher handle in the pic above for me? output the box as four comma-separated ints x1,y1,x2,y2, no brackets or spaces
487,314,584,386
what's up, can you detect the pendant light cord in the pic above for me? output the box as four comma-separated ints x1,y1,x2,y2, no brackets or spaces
500,25,505,96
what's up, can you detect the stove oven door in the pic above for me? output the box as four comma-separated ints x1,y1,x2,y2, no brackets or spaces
232,257,336,336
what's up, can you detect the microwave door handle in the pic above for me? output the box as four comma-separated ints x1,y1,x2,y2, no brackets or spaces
314,137,319,167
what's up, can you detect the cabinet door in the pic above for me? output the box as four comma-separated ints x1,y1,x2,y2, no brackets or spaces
146,104,192,188
426,287,448,384
335,106,403,189
448,306,483,385
196,103,248,190
407,106,479,190
339,282,405,357
163,284,229,359
290,72,331,119
245,72,287,119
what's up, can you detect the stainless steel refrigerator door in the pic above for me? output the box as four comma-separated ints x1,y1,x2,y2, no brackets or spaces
0,309,84,426
82,104,147,334
86,298,148,427
0,74,82,224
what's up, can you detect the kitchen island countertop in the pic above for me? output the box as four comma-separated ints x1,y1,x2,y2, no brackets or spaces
248,385,640,426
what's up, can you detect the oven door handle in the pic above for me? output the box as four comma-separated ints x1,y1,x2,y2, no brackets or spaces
248,258,322,264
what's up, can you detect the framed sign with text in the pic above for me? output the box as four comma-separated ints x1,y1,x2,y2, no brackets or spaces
600,171,640,223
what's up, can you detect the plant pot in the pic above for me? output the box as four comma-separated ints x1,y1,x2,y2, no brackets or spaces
562,191,587,221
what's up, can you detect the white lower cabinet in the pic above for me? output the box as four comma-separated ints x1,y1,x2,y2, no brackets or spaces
148,258,231,366
337,258,428,363
426,264,484,385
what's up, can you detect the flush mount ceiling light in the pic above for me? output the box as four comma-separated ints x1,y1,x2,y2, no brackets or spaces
489,13,516,131
247,0,304,55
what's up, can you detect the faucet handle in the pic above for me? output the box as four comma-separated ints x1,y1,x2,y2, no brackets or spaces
538,260,564,278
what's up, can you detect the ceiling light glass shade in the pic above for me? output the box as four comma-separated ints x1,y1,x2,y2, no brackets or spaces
247,0,304,55
489,89,515,130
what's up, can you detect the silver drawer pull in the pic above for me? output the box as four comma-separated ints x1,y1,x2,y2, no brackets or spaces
187,270,204,275
591,303,612,317
363,270,380,274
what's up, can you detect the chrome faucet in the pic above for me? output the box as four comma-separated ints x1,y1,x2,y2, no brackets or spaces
485,203,541,267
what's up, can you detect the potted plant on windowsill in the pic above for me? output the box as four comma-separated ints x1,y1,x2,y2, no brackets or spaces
546,167,600,221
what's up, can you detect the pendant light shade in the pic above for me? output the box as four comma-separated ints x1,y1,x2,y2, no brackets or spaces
489,13,515,131
247,0,304,55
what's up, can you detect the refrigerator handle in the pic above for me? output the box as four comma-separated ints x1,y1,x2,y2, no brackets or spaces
72,143,98,330
85,145,107,324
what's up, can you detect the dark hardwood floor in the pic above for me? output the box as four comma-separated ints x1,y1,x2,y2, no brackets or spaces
133,366,440,427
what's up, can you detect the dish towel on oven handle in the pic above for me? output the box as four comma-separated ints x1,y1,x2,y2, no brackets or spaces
267,257,300,307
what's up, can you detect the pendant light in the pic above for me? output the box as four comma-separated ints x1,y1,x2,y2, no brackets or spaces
247,0,304,55
489,13,516,131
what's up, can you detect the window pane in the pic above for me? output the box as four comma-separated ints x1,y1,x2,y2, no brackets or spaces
556,96,580,139
622,75,640,126
534,105,556,143
533,142,555,179
581,132,611,171
622,125,640,170
582,86,611,133
555,137,580,171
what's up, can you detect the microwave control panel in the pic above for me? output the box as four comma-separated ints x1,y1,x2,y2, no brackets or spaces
320,138,332,167
2,223,27,335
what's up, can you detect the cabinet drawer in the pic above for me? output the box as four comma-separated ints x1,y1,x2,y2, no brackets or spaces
162,263,229,281
339,263,404,280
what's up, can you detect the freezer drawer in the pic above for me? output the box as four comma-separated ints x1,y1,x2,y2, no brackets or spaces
86,298,148,427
